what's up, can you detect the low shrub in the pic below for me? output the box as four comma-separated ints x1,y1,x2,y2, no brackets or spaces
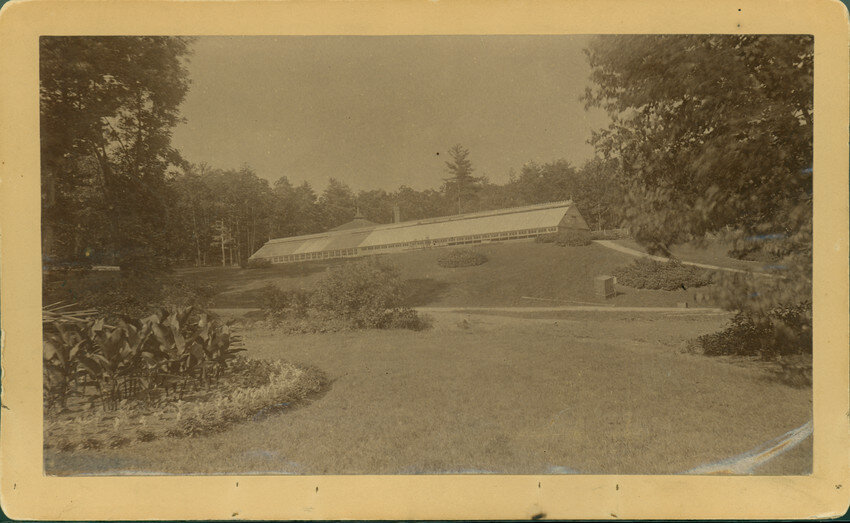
301,258,429,330
260,285,310,321
612,258,713,290
76,276,161,318
258,311,351,334
118,252,172,279
726,234,791,263
589,229,630,241
727,245,782,263
242,258,272,269
555,229,593,247
310,259,407,325
436,248,488,268
160,278,218,310
536,229,592,247
696,306,812,360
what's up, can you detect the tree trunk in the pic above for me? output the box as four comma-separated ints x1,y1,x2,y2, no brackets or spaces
191,207,202,267
235,216,242,266
88,141,119,265
219,220,226,267
250,206,256,253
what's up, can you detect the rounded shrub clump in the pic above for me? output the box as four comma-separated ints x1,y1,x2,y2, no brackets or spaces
612,257,712,290
243,258,272,269
260,284,310,321
696,309,811,360
310,258,429,330
554,229,592,247
536,229,593,247
436,248,488,268
588,229,630,241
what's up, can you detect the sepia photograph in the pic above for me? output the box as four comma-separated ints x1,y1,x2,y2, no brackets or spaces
38,33,817,477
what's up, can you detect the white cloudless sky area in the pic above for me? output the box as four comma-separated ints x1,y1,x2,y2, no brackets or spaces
171,35,610,192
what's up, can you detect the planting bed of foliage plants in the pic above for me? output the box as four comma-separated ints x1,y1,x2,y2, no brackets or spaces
258,259,431,332
43,304,327,451
436,248,488,268
612,258,713,291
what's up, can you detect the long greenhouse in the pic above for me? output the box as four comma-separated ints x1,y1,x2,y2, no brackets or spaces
249,200,589,264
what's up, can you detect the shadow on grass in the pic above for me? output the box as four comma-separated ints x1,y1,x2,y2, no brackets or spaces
183,260,333,287
402,278,451,307
184,261,345,308
209,285,271,308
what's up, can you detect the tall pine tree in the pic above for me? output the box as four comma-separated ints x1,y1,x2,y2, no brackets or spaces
442,144,483,214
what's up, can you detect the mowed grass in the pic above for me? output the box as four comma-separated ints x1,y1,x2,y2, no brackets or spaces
45,313,812,475
183,241,713,309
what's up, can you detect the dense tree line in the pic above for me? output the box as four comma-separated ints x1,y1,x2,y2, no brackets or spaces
165,152,622,267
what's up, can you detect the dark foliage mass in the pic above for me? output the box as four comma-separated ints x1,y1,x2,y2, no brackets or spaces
260,286,311,322
612,258,712,291
436,248,488,268
726,242,783,263
697,306,812,360
584,35,812,250
584,35,813,359
554,230,592,247
588,229,630,241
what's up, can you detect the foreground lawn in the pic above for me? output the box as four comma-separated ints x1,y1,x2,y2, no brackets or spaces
182,241,714,309
45,312,812,475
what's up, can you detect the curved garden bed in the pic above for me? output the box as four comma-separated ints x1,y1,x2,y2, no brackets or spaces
44,357,327,451
43,304,328,452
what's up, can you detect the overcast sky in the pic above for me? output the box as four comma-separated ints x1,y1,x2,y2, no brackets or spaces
171,35,610,192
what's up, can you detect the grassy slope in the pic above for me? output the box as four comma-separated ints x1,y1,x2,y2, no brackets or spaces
184,241,713,309
45,314,811,475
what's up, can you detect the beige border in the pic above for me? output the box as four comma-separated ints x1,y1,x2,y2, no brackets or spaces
1,0,848,519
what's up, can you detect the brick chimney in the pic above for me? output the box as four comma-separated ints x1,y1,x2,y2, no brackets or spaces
393,205,401,223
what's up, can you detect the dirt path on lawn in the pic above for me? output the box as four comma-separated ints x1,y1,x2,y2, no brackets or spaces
593,240,773,276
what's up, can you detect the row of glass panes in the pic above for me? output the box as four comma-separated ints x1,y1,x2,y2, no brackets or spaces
267,226,559,263
270,247,358,264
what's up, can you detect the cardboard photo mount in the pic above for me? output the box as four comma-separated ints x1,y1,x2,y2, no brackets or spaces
0,0,848,519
